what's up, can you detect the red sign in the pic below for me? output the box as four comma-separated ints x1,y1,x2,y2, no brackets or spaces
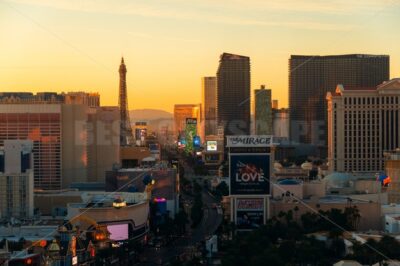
236,198,264,210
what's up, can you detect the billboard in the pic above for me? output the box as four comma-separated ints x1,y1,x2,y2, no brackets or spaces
107,224,129,241
206,140,217,151
236,198,264,230
230,154,270,195
185,118,197,153
193,135,201,148
135,128,147,141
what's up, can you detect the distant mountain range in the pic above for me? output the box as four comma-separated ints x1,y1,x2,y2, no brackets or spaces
130,109,172,122
129,109,173,133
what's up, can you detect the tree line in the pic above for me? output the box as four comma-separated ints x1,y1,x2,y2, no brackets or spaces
221,206,398,266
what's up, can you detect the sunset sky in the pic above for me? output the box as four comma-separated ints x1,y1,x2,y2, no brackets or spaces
0,0,399,112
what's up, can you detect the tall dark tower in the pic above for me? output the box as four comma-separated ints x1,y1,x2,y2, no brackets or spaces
216,53,251,136
289,54,389,149
119,57,134,146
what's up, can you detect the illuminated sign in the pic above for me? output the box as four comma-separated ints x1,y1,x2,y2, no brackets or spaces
206,141,217,151
70,236,76,257
154,197,166,203
113,200,127,209
135,128,147,140
230,154,270,195
186,118,197,125
107,224,129,241
226,135,274,147
236,198,264,210
185,118,197,153
193,136,201,148
72,256,78,265
236,198,264,230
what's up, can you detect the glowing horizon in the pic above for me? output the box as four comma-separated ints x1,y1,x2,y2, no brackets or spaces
1,0,399,112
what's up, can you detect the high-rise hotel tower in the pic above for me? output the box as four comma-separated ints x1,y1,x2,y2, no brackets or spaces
289,54,389,148
327,78,400,172
217,53,251,136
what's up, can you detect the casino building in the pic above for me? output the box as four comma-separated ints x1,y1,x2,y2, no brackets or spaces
326,78,400,172
0,94,119,190
67,192,149,242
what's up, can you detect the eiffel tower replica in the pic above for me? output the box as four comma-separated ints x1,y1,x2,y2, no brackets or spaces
119,57,134,146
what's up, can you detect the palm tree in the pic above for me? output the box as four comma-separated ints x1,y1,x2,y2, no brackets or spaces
344,206,361,231
294,206,300,221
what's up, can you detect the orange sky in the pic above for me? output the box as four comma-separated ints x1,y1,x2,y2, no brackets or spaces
0,0,399,112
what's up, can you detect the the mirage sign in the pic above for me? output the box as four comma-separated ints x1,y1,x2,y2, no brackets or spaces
229,154,270,195
226,135,274,147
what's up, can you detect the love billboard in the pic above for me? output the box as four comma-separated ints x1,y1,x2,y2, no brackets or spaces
229,154,270,195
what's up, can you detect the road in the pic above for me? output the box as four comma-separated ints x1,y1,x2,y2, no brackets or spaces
136,161,223,265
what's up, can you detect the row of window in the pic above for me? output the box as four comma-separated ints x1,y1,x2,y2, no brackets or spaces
343,96,400,106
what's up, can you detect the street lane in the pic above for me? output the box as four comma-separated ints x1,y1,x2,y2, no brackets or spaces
136,161,223,265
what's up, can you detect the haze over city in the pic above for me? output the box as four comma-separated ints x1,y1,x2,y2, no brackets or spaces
1,0,400,111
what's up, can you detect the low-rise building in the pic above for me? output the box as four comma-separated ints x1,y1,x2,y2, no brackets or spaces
120,146,152,168
385,149,400,204
67,192,149,242
106,167,179,218
270,196,382,230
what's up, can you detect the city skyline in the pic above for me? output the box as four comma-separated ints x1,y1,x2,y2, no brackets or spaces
2,1,400,265
1,0,400,112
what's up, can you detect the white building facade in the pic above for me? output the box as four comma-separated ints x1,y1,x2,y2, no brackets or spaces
327,79,400,172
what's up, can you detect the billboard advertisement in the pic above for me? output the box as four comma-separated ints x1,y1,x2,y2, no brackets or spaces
107,224,129,241
230,154,270,195
135,128,147,141
236,198,264,230
193,135,201,148
206,140,218,151
185,118,197,153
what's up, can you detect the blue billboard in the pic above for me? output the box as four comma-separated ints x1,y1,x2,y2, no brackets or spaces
193,135,201,148
229,154,270,195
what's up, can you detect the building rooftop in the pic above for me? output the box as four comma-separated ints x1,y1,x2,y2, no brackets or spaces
220,53,250,60
291,54,389,59
0,225,59,241
277,179,302,185
324,172,377,189
344,86,377,91
384,148,400,160
272,194,377,204
331,78,400,97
